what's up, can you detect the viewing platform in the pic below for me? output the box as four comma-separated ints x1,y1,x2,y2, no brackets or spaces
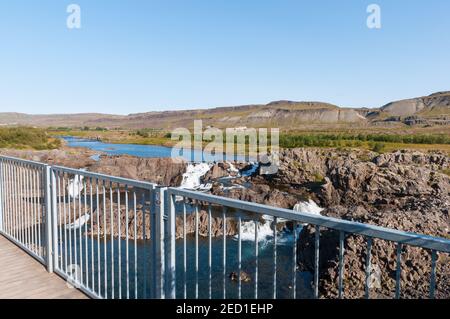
0,235,87,299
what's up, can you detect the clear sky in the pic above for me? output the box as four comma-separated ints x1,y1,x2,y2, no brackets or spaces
0,0,449,114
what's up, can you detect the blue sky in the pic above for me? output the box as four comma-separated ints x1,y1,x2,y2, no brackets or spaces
0,0,449,114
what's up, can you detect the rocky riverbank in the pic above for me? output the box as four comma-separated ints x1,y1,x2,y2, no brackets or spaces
2,147,449,298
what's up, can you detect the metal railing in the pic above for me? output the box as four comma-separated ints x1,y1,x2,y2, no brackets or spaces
165,188,450,299
0,155,449,299
0,157,49,266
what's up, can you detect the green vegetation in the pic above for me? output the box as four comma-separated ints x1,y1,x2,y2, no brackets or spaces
279,133,450,149
369,142,386,153
0,127,61,150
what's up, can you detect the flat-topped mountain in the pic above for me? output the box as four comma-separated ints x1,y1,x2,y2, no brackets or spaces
1,92,449,129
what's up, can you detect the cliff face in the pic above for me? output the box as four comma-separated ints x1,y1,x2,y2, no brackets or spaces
378,91,450,121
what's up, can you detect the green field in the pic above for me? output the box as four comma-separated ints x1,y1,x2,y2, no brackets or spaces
0,127,61,150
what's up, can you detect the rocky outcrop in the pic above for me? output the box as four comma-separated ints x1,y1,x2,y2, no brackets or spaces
275,149,450,299
88,156,186,186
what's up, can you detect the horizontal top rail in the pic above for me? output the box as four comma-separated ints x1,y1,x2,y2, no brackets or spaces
169,187,450,253
51,165,157,190
0,155,48,168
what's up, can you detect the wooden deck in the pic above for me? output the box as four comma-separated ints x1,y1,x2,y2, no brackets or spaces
0,235,88,299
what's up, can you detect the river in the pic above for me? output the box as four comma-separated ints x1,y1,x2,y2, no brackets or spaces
61,136,314,299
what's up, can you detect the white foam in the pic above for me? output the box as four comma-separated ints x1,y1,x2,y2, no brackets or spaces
236,215,274,242
226,161,239,174
237,200,324,244
66,214,90,231
293,199,324,226
68,170,86,199
180,163,212,190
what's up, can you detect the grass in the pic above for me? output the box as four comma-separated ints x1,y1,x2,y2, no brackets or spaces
441,169,450,177
0,127,61,150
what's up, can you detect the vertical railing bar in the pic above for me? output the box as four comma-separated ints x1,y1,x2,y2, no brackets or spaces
30,166,35,251
25,164,30,249
314,225,320,299
96,178,101,296
273,217,277,299
238,214,242,299
6,160,10,236
0,160,5,234
39,167,44,255
90,178,94,292
17,163,22,242
292,222,297,299
183,200,187,299
15,163,20,242
365,237,373,299
84,177,88,288
166,190,176,299
10,161,14,238
63,173,68,272
110,181,115,299
50,168,58,273
8,161,12,238
125,185,130,299
19,164,24,245
16,164,21,244
117,183,122,299
103,180,108,299
395,243,402,299
141,191,145,299
254,219,259,299
338,231,345,299
13,163,18,241
195,203,199,299
6,161,11,236
208,204,212,299
26,166,30,252
57,171,63,270
22,164,27,246
45,165,53,272
0,159,4,234
430,250,437,299
72,173,78,278
78,175,83,286
222,207,227,300
33,167,39,254
133,190,137,299
1,159,5,235
4,160,9,236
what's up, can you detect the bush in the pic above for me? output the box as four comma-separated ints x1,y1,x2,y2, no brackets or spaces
370,142,386,153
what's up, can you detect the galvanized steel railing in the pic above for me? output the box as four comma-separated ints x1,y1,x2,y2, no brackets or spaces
0,155,449,299
164,188,450,299
0,157,49,267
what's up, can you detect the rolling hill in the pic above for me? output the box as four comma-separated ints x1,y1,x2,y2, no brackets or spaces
1,92,449,130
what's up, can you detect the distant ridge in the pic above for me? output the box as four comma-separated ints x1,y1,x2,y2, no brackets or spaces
1,92,449,129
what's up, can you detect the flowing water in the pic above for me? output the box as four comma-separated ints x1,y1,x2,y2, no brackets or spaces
60,136,319,298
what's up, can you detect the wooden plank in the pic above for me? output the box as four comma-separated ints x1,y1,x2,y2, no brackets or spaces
0,235,88,299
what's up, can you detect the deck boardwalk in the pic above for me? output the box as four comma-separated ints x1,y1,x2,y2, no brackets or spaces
0,235,87,299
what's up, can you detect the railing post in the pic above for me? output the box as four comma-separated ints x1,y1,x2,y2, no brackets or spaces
50,168,59,272
0,158,4,233
44,165,54,273
164,188,176,299
151,187,165,298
